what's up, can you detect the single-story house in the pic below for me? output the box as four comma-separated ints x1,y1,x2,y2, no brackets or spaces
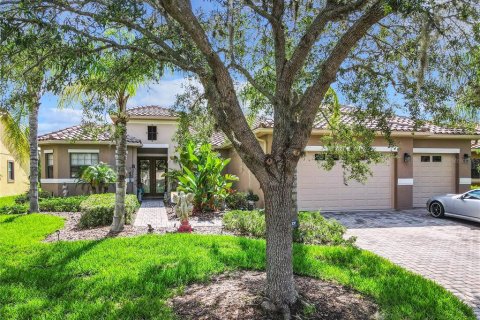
38,105,480,211
0,112,29,196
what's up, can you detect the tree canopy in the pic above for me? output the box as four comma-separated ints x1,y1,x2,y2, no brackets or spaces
1,1,479,315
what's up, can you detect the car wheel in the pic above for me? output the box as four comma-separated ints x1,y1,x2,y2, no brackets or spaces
429,201,445,218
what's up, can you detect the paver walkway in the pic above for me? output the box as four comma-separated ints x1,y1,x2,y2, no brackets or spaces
323,209,480,318
133,199,169,228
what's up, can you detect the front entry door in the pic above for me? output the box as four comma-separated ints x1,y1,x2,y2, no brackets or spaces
138,158,167,198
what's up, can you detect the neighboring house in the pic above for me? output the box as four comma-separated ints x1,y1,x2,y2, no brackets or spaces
472,141,480,186
0,113,29,196
39,105,480,211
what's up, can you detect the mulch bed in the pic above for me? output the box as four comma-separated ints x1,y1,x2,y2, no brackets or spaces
43,212,231,242
169,271,379,320
42,213,163,242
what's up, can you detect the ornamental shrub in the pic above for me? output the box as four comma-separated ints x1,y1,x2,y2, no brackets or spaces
39,196,88,212
0,196,88,214
14,190,53,204
79,193,140,228
293,211,356,246
223,210,265,238
0,204,28,214
223,210,355,246
225,192,248,210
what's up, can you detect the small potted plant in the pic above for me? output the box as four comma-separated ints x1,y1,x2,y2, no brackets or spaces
246,190,259,210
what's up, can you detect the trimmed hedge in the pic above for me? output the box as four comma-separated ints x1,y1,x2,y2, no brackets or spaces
79,193,140,229
223,210,355,246
0,204,28,214
40,196,88,212
14,190,53,204
0,195,88,214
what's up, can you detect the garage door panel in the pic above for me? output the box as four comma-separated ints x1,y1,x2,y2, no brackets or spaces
297,153,393,211
413,154,456,207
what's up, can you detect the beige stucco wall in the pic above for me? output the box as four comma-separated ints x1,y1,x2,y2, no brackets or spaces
126,119,179,172
39,143,137,196
223,148,265,207
223,132,475,210
0,122,29,196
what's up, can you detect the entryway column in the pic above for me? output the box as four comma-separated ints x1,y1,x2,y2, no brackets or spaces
395,138,413,210
458,142,472,193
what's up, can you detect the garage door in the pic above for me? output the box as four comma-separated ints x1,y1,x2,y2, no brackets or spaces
297,152,393,211
413,154,456,207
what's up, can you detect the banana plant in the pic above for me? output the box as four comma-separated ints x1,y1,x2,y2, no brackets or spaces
176,141,238,212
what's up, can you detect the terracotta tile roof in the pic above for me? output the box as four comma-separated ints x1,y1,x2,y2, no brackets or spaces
127,105,178,118
211,131,227,147
38,125,142,145
212,106,480,147
253,106,480,134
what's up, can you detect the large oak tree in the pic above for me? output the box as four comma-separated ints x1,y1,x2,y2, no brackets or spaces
2,1,478,316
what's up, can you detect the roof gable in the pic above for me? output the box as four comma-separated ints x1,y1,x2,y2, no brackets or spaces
126,106,178,119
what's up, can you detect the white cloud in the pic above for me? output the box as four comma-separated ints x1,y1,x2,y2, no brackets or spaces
37,77,202,134
38,106,83,134
128,78,201,108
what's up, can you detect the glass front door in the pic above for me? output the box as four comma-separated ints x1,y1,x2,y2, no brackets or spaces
138,158,167,197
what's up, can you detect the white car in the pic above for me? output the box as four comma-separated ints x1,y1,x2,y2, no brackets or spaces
427,189,480,223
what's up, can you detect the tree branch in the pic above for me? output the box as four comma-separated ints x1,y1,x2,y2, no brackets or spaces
293,1,388,149
285,0,368,82
159,0,269,178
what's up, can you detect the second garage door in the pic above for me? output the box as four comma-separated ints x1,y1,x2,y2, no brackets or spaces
297,152,393,211
413,154,456,207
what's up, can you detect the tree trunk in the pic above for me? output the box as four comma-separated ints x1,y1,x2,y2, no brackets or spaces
263,181,298,316
111,118,127,232
28,101,40,213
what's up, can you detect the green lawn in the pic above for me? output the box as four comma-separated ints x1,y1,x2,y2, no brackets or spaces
0,196,17,207
0,214,474,320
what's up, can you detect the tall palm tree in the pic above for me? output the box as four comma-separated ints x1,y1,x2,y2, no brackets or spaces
0,25,69,213
61,49,161,231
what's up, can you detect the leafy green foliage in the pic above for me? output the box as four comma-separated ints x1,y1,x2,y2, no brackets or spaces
174,142,238,212
0,213,474,320
225,192,248,210
223,210,266,238
0,196,18,207
39,196,88,212
0,196,88,214
223,210,355,246
76,162,117,194
79,193,139,228
14,190,53,204
245,190,259,202
293,212,356,246
0,204,28,215
0,112,29,165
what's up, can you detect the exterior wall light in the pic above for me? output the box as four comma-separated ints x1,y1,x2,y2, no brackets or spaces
403,153,411,163
463,154,470,163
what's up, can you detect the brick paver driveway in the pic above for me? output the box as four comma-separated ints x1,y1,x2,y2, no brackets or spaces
322,209,480,318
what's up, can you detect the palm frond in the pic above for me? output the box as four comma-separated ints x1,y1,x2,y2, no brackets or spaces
0,110,29,165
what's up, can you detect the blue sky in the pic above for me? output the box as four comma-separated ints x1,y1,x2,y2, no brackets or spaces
38,72,191,134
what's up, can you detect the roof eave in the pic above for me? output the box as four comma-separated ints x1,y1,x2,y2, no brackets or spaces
38,140,143,147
